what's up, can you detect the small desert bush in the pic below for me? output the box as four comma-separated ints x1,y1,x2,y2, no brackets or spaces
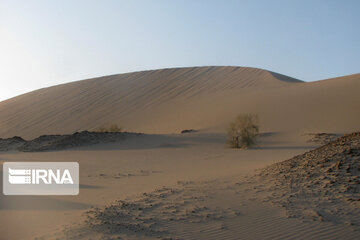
227,114,259,149
95,124,122,133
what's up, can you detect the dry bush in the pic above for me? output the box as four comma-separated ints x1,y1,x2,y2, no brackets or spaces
227,114,259,149
95,124,122,133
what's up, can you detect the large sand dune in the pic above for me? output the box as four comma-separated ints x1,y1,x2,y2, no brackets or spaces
0,66,359,139
0,66,322,138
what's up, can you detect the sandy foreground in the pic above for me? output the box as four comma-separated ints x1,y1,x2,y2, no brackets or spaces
0,67,359,239
1,130,359,240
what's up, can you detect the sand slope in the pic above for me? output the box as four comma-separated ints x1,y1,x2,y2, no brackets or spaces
0,66,302,139
49,179,360,240
257,132,360,225
0,66,359,139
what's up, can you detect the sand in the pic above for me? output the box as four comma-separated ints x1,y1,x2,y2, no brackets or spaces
0,66,359,239
1,66,359,139
0,131,359,239
256,133,360,226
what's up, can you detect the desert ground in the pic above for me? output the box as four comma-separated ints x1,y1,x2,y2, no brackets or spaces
0,66,359,239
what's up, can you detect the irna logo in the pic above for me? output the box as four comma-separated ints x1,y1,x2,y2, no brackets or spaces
8,168,74,184
3,162,79,195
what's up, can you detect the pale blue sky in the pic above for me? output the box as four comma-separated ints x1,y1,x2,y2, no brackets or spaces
0,0,359,101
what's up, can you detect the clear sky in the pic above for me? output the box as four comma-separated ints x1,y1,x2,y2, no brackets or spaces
0,0,359,101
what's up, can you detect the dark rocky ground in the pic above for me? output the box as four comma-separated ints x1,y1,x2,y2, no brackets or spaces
256,132,360,226
0,131,140,152
305,132,342,144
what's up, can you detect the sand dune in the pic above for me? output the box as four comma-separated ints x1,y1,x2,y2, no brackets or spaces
0,66,302,139
0,66,359,139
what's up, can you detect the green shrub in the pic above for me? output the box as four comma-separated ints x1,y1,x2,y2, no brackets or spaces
227,114,259,149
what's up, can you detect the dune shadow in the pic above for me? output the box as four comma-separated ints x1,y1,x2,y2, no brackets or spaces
157,143,190,148
70,133,226,151
268,71,303,83
259,132,279,137
254,145,315,150
80,184,102,189
1,132,231,152
0,195,91,210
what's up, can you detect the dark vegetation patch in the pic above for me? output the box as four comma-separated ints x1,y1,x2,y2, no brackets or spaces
0,131,141,152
